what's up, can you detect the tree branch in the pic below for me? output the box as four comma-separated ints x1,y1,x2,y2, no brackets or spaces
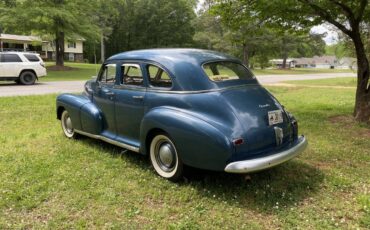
328,0,355,22
299,0,352,36
356,0,368,23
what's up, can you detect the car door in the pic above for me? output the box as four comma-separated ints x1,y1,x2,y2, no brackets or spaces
113,63,146,142
0,53,23,77
93,63,117,137
0,54,4,77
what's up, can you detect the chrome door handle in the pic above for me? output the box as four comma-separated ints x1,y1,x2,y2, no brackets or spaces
105,91,115,96
132,95,144,99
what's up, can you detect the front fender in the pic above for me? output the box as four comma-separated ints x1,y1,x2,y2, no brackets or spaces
56,94,103,134
140,107,234,171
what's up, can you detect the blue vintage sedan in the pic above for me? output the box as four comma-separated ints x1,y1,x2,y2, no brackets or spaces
56,49,307,181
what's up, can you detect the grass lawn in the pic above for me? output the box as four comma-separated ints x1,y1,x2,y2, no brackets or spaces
41,62,100,82
284,77,357,87
253,68,354,75
0,86,369,229
40,62,354,82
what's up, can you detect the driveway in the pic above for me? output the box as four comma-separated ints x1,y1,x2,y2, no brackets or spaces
0,72,356,97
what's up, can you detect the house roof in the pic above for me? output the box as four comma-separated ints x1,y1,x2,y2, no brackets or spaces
0,33,42,42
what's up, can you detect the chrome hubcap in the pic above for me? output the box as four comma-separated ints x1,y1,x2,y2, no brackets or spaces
159,143,174,167
65,117,73,133
155,140,176,172
62,111,74,137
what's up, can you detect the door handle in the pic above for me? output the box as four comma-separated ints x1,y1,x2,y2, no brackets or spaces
132,95,144,99
105,91,115,96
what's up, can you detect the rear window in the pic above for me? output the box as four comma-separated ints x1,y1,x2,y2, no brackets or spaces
1,54,22,62
202,61,254,82
24,54,41,62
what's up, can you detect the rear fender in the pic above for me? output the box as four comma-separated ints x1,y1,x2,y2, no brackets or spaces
140,107,234,171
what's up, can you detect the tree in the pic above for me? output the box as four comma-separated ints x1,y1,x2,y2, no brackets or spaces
0,0,100,67
215,0,370,122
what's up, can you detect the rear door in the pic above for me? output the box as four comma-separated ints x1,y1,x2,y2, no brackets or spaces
0,53,23,77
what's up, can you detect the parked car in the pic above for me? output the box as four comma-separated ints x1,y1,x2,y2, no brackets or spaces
0,52,46,85
56,49,307,181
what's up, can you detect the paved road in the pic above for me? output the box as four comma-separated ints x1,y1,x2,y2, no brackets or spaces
0,72,356,97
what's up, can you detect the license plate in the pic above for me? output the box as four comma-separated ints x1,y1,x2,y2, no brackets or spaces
268,110,283,126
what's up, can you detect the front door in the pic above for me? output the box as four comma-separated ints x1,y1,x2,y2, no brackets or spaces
0,53,23,77
113,63,146,143
93,63,117,137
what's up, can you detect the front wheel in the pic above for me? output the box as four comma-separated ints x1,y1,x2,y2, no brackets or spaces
61,110,77,139
150,134,183,181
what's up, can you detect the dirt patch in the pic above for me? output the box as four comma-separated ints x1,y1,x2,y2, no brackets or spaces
329,115,370,137
47,65,78,71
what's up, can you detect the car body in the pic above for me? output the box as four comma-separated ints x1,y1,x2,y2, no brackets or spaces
0,52,47,85
56,49,307,181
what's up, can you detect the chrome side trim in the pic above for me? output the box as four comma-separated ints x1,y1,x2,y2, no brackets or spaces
224,136,307,173
74,129,140,153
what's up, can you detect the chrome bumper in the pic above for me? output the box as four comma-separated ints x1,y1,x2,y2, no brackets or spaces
224,136,307,173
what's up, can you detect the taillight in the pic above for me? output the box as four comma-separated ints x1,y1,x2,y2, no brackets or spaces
232,138,244,146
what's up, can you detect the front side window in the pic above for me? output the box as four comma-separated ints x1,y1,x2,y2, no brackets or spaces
147,65,172,88
202,61,254,82
1,54,22,62
98,64,116,84
121,64,143,86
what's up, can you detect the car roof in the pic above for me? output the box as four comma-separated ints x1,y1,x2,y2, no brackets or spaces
107,49,243,91
107,48,238,64
0,51,40,55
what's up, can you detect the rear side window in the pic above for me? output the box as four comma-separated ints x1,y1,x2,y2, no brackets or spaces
202,61,254,82
1,54,22,62
121,64,143,86
147,65,172,88
24,54,41,62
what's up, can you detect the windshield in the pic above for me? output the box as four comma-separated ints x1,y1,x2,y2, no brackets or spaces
202,61,255,82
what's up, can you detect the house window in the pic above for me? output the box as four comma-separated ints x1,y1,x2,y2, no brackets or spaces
67,42,76,48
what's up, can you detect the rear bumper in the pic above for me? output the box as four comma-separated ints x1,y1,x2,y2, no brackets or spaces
224,135,307,173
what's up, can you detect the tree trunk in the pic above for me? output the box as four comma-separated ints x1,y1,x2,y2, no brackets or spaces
352,31,370,122
243,44,249,67
282,56,287,69
100,32,105,63
55,31,65,67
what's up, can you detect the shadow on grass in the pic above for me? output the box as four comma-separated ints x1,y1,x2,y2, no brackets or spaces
79,137,323,214
184,161,323,213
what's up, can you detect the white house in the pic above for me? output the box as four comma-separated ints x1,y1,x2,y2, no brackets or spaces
0,33,84,62
269,59,296,68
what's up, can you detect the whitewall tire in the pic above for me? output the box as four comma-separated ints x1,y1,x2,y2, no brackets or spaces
150,134,183,181
61,110,77,138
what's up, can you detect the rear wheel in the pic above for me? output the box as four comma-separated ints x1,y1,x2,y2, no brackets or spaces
19,71,36,85
61,110,77,139
150,134,183,181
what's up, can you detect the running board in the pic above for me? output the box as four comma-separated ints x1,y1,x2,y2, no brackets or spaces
74,129,140,153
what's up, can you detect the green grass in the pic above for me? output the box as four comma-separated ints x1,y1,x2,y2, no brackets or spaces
284,77,357,87
40,62,354,82
252,68,354,75
41,62,100,82
0,87,369,228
